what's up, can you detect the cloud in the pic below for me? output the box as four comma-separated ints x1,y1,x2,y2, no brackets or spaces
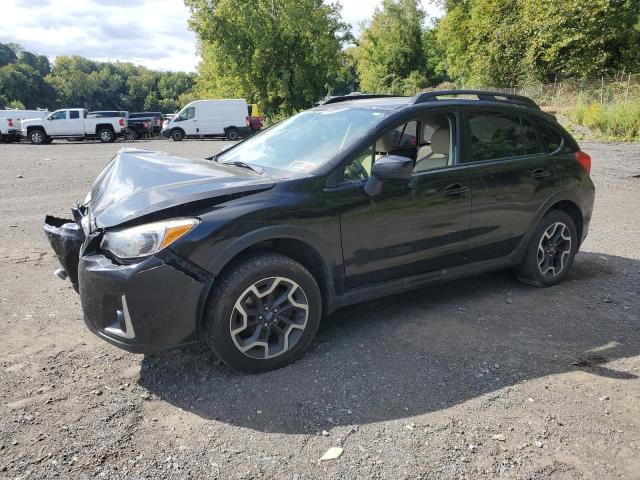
0,0,199,72
0,0,444,72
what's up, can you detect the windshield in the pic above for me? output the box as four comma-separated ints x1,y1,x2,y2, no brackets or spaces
218,107,390,173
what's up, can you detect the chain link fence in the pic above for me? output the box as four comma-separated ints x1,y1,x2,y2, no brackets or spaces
483,73,640,109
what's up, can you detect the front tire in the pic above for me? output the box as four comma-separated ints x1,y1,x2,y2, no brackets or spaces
98,128,115,143
226,127,240,141
29,129,47,145
171,129,184,141
517,210,578,287
204,254,322,373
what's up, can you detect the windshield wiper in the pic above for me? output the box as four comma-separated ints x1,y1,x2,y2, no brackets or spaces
222,160,264,174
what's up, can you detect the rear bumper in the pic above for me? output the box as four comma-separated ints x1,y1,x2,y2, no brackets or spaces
161,129,171,138
44,215,207,353
3,129,21,141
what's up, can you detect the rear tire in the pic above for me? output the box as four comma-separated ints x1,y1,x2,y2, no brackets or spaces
203,253,322,373
98,128,115,143
517,210,578,287
226,127,240,141
29,129,47,145
125,130,138,141
171,129,184,141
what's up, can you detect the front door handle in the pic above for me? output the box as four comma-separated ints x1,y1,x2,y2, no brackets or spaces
444,183,469,196
531,168,551,179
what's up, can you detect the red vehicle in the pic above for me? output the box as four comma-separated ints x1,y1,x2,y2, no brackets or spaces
246,104,263,133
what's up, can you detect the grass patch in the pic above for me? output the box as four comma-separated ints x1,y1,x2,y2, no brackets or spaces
568,101,640,142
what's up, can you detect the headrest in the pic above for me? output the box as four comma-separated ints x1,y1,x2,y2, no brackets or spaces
430,128,450,156
376,131,396,153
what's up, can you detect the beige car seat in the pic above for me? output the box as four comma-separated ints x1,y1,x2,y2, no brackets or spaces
414,127,450,172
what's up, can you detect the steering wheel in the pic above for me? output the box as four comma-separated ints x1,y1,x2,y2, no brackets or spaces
351,162,369,180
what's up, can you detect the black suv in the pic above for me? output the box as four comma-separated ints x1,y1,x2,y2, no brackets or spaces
44,91,595,373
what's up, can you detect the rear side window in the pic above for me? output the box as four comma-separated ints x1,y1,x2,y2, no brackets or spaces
536,122,563,153
522,118,544,155
69,111,80,119
467,111,524,162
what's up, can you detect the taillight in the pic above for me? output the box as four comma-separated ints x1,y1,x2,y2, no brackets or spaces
246,116,250,127
119,118,125,127
156,118,161,126
143,121,149,128
7,118,13,127
575,151,591,175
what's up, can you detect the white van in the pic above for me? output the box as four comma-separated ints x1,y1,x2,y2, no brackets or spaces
161,99,251,141
0,109,48,142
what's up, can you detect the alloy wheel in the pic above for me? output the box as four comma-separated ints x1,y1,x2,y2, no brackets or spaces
31,131,43,143
100,130,112,142
537,222,572,278
229,276,309,359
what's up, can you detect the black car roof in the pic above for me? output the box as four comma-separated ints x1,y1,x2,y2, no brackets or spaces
320,90,542,113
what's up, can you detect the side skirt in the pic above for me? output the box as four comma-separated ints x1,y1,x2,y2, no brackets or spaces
325,253,523,314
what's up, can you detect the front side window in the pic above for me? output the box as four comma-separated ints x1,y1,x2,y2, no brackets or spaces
50,110,67,121
414,114,454,172
468,111,524,162
176,107,195,121
218,107,390,174
343,146,374,183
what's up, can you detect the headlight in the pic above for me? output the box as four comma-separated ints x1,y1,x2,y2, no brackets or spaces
100,218,199,260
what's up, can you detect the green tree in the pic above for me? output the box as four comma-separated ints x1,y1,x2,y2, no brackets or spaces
186,0,350,114
0,43,17,67
435,0,640,86
353,0,430,94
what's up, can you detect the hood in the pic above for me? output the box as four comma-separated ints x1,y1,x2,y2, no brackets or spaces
88,148,275,229
20,118,44,128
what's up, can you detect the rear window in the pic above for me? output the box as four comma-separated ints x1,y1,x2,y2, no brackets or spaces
467,111,524,162
70,111,80,119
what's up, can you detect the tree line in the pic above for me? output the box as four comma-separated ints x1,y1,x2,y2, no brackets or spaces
187,0,640,114
0,43,195,112
2,0,639,115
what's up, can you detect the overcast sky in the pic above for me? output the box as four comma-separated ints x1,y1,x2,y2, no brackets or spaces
0,0,443,72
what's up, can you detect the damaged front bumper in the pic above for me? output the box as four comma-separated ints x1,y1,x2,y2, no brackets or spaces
43,215,208,353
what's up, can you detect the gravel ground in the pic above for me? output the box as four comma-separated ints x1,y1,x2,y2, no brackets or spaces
0,139,639,480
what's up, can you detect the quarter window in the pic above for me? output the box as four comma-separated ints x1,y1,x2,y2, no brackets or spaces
468,111,524,162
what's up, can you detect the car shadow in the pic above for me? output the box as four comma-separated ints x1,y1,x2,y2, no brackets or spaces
139,251,639,433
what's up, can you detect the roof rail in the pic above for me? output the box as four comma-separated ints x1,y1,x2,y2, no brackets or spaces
412,90,540,109
322,94,405,105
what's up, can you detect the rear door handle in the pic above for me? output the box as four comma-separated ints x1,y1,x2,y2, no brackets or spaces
444,183,469,196
531,168,551,179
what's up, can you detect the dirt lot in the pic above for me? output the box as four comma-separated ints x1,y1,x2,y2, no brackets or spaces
1,139,639,479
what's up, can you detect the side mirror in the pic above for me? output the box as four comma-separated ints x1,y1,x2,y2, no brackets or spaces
364,155,413,196
46,116,52,120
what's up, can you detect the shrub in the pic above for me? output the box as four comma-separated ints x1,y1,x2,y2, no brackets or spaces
568,100,640,142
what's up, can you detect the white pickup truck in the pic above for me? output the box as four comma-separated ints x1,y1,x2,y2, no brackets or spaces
0,109,49,143
21,108,128,144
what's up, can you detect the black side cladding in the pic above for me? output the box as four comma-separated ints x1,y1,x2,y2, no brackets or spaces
44,216,86,291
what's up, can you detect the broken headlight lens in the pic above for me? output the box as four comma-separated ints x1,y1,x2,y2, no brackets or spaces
100,218,199,260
